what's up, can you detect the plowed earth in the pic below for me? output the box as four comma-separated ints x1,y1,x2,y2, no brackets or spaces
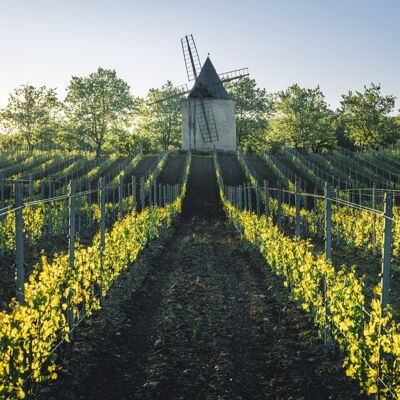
38,155,364,400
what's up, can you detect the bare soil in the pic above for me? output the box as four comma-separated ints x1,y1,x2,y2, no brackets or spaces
182,155,223,218
157,155,186,185
38,217,364,400
218,154,247,186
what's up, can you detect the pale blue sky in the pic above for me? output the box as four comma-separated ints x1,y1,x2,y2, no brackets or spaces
0,0,399,110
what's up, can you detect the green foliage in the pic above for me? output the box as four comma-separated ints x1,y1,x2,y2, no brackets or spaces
135,80,183,151
339,83,398,148
54,122,89,152
215,154,400,398
284,150,325,189
241,152,400,258
0,85,60,152
2,152,53,179
108,128,150,156
144,152,168,193
65,68,135,157
0,133,23,150
0,207,177,398
0,152,191,399
270,84,335,151
226,78,274,152
108,154,142,188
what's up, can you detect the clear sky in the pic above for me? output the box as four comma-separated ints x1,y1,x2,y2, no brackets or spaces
0,0,399,110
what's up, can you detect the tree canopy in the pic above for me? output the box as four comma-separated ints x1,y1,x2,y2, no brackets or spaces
269,84,335,151
227,78,274,152
1,85,60,152
135,81,184,151
339,83,398,148
65,67,135,156
1,68,400,153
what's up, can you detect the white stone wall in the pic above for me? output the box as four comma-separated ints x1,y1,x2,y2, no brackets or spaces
181,98,236,152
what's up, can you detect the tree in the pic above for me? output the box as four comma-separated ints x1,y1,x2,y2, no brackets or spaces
1,85,60,152
339,83,397,148
226,78,274,152
111,129,153,156
54,120,89,152
65,67,135,157
271,84,335,151
335,118,355,150
136,81,183,151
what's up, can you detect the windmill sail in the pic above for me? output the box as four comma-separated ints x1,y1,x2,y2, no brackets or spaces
181,35,202,82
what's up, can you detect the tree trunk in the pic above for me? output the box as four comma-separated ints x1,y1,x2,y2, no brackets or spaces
96,143,102,158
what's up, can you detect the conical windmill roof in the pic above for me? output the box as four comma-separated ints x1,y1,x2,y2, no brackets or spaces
188,57,230,100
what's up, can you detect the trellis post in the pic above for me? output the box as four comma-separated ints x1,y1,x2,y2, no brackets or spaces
15,182,25,305
132,176,137,210
112,185,116,220
119,175,124,218
248,182,252,213
88,180,93,228
372,182,377,255
243,182,248,210
153,180,157,207
380,192,393,313
67,180,76,334
325,182,332,261
324,182,332,346
48,180,52,238
148,176,152,207
99,178,106,302
0,173,4,215
277,181,283,232
377,192,393,396
28,175,34,247
295,179,301,239
140,176,145,210
63,184,68,235
77,181,82,231
264,180,269,218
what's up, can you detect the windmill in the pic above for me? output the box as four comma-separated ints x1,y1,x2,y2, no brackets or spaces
153,34,249,151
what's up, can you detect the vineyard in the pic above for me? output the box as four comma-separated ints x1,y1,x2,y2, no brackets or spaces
1,147,400,399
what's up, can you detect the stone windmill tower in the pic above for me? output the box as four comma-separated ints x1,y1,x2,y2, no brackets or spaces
182,56,237,151
153,35,249,152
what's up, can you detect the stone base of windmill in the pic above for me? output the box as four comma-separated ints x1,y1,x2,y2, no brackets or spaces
181,99,237,152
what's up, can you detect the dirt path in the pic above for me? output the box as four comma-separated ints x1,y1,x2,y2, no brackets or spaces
182,155,223,218
218,154,247,186
39,218,363,400
158,155,186,185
